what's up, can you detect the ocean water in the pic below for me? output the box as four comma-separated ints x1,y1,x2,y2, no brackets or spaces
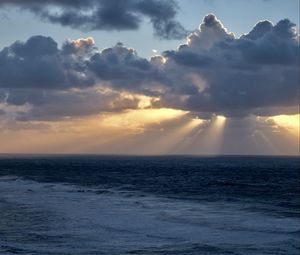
0,156,299,255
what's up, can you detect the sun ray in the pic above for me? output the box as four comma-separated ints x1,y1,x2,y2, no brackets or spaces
154,118,204,154
191,115,227,155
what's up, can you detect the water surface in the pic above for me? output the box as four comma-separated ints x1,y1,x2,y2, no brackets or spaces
0,156,299,254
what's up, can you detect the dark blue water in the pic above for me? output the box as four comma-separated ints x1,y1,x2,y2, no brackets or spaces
0,156,299,254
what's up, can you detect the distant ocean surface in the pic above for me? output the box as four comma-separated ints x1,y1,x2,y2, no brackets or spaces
0,155,299,255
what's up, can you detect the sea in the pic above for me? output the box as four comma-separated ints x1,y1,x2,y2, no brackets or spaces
0,155,299,255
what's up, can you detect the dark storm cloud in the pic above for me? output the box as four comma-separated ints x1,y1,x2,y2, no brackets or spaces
0,37,161,120
160,14,300,117
0,37,163,93
0,0,188,39
88,43,166,95
0,36,95,89
0,14,299,121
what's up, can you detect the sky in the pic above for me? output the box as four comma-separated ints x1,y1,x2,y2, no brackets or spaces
0,0,299,155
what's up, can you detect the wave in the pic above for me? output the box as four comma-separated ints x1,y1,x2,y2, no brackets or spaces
0,177,299,255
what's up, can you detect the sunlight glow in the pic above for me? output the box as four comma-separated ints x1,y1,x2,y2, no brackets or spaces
216,115,226,122
100,108,187,132
271,114,299,134
260,114,300,137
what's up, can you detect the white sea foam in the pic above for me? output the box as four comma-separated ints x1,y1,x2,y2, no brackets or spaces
0,177,299,254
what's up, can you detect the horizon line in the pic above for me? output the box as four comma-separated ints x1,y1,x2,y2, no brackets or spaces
0,153,299,158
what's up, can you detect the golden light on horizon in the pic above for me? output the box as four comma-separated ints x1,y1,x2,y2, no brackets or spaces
99,108,187,131
1,110,299,155
270,114,300,136
0,108,188,154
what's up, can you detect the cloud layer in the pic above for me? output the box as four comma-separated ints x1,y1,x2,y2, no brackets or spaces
0,14,299,121
161,15,300,117
0,0,188,39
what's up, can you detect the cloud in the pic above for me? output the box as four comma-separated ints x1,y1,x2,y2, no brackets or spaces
0,14,299,121
0,36,164,120
0,36,163,92
0,0,188,39
0,35,95,89
160,14,300,117
11,89,141,121
88,43,166,95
